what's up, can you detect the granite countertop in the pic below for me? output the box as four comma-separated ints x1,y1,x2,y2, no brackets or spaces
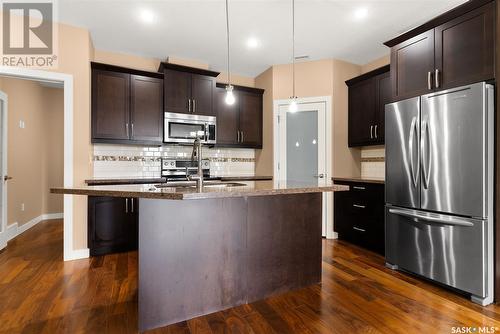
85,176,273,185
333,176,385,185
51,180,348,200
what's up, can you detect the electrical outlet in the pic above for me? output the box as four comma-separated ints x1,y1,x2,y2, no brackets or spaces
21,203,25,211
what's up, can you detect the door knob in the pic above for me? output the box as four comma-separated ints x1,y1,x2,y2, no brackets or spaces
4,175,12,181
314,174,325,179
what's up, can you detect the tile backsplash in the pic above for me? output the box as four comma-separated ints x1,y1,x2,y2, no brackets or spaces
361,146,385,179
93,144,256,178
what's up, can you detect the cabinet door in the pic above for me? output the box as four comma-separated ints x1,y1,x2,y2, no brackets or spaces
164,69,191,114
390,30,435,100
435,2,495,90
215,87,240,145
88,196,138,256
191,74,215,116
348,78,376,147
374,71,391,145
239,91,263,148
130,75,163,143
92,70,130,140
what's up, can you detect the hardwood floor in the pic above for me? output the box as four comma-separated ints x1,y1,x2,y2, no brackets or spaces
1,219,499,333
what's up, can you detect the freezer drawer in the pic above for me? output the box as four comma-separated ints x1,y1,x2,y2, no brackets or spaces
385,206,488,298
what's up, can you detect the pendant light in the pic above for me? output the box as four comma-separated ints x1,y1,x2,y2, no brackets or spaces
289,0,298,113
224,0,235,105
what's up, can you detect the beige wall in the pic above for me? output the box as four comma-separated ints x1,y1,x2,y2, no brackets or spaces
361,55,390,74
1,77,64,227
254,58,363,178
255,67,273,175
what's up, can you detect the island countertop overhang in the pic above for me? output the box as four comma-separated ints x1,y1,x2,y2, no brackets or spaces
51,180,349,200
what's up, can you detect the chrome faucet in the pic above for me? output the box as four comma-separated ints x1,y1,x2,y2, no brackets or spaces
188,134,204,190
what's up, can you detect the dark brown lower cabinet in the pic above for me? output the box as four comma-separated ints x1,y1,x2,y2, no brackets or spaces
88,196,138,256
334,180,385,255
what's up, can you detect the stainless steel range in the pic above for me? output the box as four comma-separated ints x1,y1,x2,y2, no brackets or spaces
161,158,211,181
385,82,494,305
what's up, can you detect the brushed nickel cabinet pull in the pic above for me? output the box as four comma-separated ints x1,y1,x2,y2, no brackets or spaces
353,204,366,209
131,123,134,138
188,99,192,112
352,186,366,190
125,198,129,213
427,71,433,90
193,99,196,113
435,69,440,88
375,125,378,139
126,123,129,138
370,125,373,139
353,226,366,233
131,198,134,213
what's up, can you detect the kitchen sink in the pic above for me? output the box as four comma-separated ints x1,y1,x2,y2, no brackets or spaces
154,181,246,189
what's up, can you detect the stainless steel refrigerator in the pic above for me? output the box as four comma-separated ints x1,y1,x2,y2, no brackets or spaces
385,82,494,305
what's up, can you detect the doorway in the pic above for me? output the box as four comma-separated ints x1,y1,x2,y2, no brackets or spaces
273,96,333,238
0,91,7,250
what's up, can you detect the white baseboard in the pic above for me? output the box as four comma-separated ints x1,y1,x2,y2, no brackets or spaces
7,212,63,241
64,248,89,261
5,223,18,242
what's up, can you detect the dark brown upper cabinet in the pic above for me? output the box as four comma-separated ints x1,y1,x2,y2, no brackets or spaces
385,0,495,101
346,66,390,147
130,75,164,143
390,30,435,101
215,84,264,149
91,62,164,145
159,63,219,116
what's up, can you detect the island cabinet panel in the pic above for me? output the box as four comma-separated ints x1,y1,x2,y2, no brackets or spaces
130,75,163,143
346,65,390,147
214,84,264,148
334,181,385,255
88,196,138,256
91,70,130,140
246,193,322,302
91,62,164,145
138,192,322,332
387,1,495,101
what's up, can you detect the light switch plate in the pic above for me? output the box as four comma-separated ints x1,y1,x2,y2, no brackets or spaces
19,120,25,129
21,203,25,211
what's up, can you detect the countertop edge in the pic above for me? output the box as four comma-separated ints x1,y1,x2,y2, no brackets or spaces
333,177,385,185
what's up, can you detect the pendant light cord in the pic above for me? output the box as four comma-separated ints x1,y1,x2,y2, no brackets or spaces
225,0,231,87
292,0,295,99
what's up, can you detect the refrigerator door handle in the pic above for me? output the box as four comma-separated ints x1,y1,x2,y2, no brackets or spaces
408,117,419,188
421,118,431,189
388,208,475,227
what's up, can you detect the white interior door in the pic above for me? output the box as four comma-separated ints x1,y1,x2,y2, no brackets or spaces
275,100,330,237
0,91,7,250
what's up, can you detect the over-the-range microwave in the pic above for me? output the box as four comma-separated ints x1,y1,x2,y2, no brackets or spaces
164,112,216,145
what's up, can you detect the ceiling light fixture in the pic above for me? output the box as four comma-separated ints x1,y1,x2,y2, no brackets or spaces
289,0,298,113
224,0,235,105
139,9,155,24
247,37,260,49
353,7,368,20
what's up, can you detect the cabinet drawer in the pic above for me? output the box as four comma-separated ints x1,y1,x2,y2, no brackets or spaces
333,181,385,254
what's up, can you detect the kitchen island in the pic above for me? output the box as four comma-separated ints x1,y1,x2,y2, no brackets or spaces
52,181,348,332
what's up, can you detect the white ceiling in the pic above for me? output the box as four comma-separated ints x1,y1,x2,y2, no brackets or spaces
59,0,468,77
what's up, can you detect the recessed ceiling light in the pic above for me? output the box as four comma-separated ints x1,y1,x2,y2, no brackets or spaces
353,7,368,20
246,37,260,49
139,9,155,24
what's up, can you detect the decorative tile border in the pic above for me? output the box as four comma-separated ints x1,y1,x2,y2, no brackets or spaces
361,157,385,163
93,155,256,163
